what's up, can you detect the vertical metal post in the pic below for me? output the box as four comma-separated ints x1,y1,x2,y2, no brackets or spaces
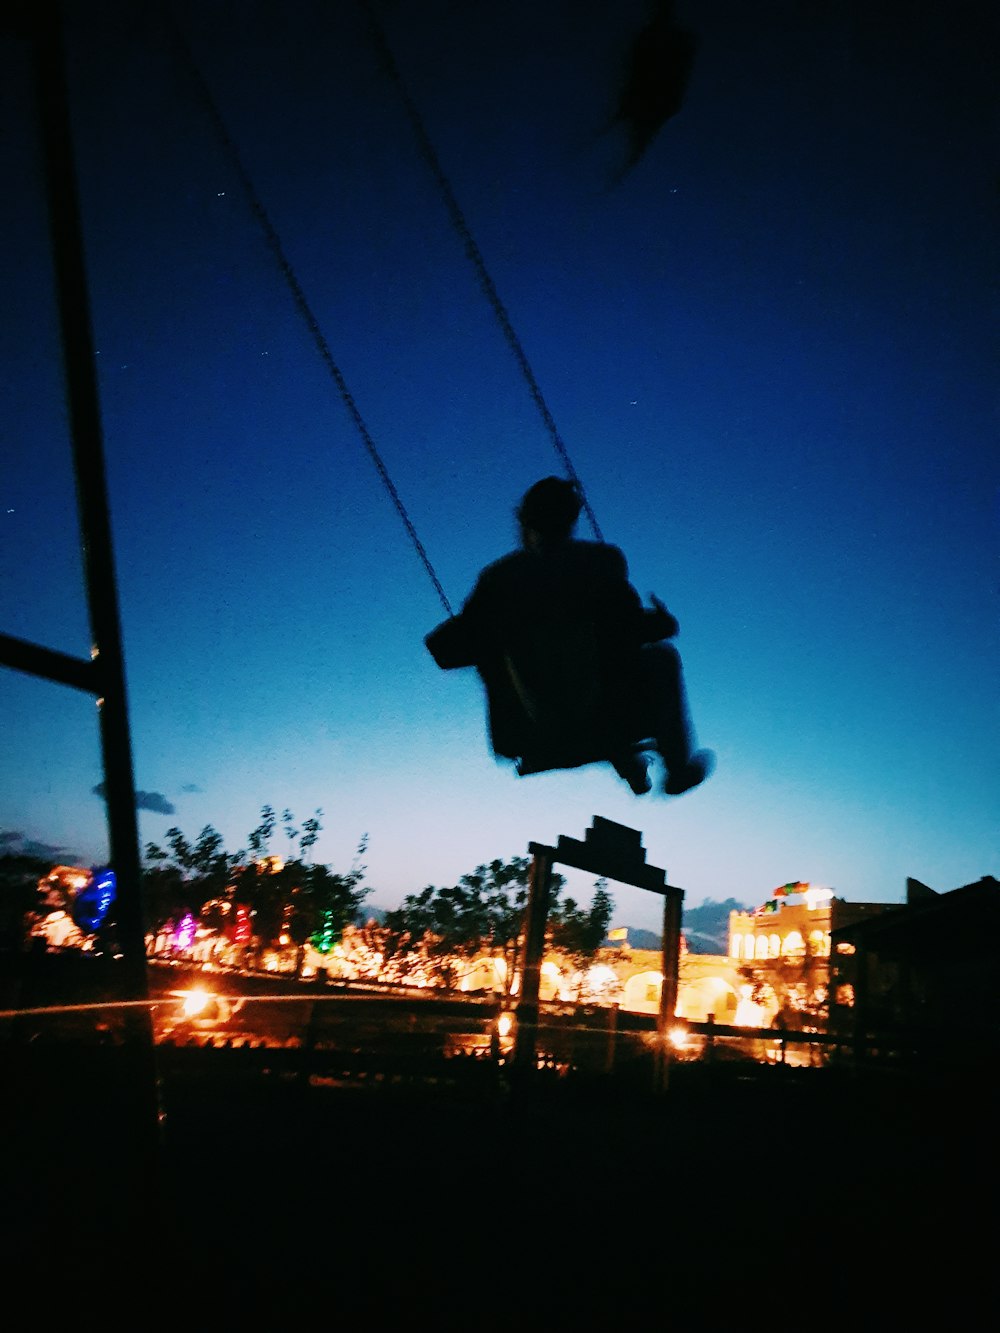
604,1002,619,1074
655,884,684,1092
33,1,160,1138
853,946,869,1070
513,845,553,1071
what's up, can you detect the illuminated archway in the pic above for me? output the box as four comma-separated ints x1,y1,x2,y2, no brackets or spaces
621,969,664,1016
675,975,739,1023
809,929,829,956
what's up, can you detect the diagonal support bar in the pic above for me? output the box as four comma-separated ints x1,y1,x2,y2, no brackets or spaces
0,630,100,694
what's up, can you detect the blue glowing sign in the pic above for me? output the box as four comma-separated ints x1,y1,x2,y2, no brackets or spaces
72,868,117,932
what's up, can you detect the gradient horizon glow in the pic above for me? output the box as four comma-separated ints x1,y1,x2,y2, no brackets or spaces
3,0,996,934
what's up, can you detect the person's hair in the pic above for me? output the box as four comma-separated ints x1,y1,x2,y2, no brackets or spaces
516,476,582,540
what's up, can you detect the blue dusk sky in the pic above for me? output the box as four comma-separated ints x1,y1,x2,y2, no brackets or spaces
2,0,997,934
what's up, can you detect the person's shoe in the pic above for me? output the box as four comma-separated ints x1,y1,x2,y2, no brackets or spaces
663,749,715,796
612,751,652,795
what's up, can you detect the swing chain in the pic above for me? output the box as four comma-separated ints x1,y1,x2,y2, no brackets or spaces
362,0,604,545
167,7,454,618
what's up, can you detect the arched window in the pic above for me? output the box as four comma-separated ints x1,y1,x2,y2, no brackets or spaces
809,929,829,956
782,930,805,957
769,933,781,958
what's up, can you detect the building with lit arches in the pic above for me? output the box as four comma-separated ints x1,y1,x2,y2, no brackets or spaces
727,882,893,967
601,885,900,1033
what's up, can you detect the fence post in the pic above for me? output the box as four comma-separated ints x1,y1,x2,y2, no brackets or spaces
513,845,553,1072
605,1001,619,1074
654,885,684,1092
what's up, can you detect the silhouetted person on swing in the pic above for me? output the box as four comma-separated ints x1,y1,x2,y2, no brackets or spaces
425,476,714,796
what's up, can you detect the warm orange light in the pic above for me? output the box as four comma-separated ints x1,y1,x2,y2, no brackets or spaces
180,988,211,1017
733,984,767,1027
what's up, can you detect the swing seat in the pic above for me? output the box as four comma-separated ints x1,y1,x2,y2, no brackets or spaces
426,586,660,783
516,736,655,781
495,623,654,780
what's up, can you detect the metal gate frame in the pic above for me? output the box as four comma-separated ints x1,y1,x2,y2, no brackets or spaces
514,816,683,1089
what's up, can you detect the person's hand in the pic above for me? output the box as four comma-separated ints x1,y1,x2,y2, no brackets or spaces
647,593,679,639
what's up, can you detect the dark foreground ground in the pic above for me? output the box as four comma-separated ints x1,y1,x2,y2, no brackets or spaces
3,1042,996,1327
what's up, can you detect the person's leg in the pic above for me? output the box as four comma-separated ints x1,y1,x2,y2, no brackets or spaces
638,641,691,767
638,642,714,794
610,745,652,795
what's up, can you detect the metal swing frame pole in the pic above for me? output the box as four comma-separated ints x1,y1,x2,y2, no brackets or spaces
31,0,161,1146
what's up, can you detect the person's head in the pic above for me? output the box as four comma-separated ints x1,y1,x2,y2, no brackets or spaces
516,476,582,547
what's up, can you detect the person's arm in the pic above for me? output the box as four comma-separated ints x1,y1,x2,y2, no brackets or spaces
425,570,493,669
601,546,679,642
424,613,478,668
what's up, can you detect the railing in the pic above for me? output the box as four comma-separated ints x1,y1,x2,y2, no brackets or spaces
5,946,994,1084
5,954,992,1087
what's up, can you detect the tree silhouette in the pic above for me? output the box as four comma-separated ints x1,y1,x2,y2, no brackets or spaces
0,851,52,949
142,805,370,965
549,878,616,1000
384,855,580,995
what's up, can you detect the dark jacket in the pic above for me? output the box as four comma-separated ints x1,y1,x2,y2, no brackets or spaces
425,539,676,771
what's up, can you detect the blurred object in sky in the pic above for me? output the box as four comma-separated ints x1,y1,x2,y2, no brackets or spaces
608,0,696,182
